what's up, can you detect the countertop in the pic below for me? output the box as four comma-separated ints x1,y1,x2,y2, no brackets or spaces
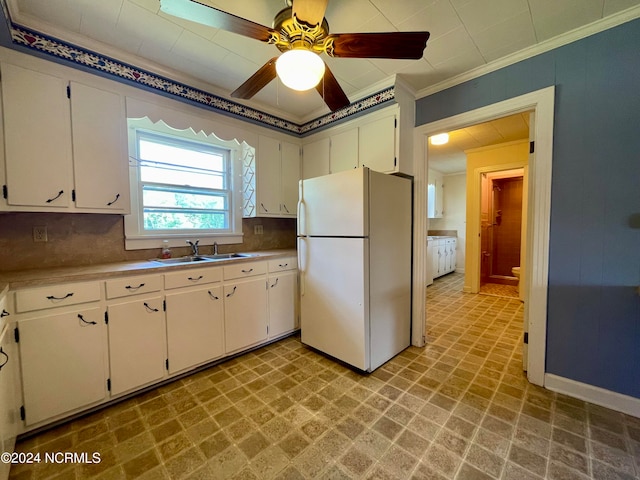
0,248,297,291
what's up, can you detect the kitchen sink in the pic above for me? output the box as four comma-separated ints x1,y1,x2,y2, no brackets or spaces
199,253,257,260
152,256,214,264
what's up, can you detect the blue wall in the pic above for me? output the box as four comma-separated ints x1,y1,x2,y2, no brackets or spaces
417,19,640,398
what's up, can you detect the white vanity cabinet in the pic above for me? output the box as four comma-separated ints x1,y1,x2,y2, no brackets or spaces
255,136,300,217
164,267,224,374
13,280,107,426
267,257,298,339
105,275,166,396
0,62,129,214
430,237,457,279
223,261,268,353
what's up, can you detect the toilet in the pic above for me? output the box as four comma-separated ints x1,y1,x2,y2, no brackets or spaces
512,267,521,298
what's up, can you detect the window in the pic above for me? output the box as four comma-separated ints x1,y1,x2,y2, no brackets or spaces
125,118,244,250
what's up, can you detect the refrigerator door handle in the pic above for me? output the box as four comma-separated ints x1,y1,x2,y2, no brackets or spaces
297,180,306,236
298,237,306,296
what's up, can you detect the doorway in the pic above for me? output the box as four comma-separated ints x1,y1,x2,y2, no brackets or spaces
412,86,554,387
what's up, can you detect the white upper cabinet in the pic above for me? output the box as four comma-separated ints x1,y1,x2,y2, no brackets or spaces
0,62,129,214
253,135,300,218
70,81,129,212
1,63,73,208
329,128,358,173
358,114,397,173
302,137,330,179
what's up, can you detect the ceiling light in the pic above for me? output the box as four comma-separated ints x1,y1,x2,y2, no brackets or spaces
430,133,449,145
276,49,325,91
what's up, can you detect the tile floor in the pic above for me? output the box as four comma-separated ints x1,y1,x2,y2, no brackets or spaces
9,273,640,480
478,282,519,299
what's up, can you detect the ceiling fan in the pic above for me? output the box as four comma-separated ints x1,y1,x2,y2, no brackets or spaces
160,0,430,112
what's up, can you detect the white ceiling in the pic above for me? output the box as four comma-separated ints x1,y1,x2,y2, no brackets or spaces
6,0,640,122
428,112,531,174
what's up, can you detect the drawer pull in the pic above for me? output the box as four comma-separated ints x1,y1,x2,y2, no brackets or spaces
143,302,159,312
0,310,9,318
270,278,279,288
107,193,120,206
46,293,74,301
46,190,64,203
241,268,254,273
208,291,219,300
278,263,288,268
78,314,97,326
125,283,145,291
188,276,203,282
226,286,237,298
0,347,8,371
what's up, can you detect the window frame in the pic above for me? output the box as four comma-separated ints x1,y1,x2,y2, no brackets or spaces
125,118,244,250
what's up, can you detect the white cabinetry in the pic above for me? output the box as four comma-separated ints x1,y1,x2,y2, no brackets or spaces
164,267,224,374
428,169,444,218
223,261,268,353
106,275,165,396
1,63,73,208
430,237,457,279
267,257,298,339
0,62,129,213
0,321,19,476
329,128,358,173
255,136,300,217
358,114,397,173
302,137,330,179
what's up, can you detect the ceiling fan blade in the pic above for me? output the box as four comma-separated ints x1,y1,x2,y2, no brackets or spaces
160,0,277,42
292,0,329,27
230,57,278,99
326,32,430,59
315,64,350,112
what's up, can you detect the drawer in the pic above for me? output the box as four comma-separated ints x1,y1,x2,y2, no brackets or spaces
223,261,267,280
15,281,101,313
106,274,162,299
268,257,297,272
164,267,222,290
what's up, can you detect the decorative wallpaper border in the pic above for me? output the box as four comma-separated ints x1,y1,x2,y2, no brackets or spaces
8,23,395,137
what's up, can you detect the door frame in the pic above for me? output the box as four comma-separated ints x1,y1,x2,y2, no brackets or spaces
412,86,554,386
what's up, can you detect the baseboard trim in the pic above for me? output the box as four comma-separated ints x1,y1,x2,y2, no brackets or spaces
545,373,640,418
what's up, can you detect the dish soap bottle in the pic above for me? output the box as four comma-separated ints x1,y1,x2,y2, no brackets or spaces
161,240,172,259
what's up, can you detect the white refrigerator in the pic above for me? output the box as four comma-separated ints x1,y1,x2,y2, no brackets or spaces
297,167,412,372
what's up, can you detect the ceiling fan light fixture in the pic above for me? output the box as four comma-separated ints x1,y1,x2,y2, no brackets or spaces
430,133,449,145
276,49,325,91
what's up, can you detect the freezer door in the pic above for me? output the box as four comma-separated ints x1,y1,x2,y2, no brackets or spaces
298,168,368,237
298,236,369,370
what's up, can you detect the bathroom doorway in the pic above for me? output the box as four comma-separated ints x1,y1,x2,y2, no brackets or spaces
480,169,524,295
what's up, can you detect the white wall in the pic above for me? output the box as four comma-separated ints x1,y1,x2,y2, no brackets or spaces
429,172,466,272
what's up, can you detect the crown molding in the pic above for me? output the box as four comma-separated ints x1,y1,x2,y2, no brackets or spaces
416,5,640,100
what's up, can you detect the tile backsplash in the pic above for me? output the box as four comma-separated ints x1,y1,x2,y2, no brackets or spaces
0,213,296,272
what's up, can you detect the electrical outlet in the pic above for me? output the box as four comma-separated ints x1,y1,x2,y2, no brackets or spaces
254,225,264,235
33,226,48,242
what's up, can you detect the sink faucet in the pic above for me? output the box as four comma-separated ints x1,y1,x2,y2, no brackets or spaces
187,240,199,256
213,241,219,255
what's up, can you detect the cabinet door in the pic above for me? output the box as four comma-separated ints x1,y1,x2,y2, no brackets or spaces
166,286,224,374
107,296,166,395
18,308,107,425
280,141,300,216
0,324,19,466
71,82,129,212
256,135,281,215
1,63,73,208
302,138,330,179
224,277,267,353
330,128,358,173
358,115,396,173
268,270,297,339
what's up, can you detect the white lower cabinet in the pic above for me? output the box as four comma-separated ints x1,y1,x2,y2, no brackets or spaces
0,322,19,478
267,257,298,339
430,237,457,279
18,307,107,425
224,277,268,353
107,295,166,396
165,286,224,374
